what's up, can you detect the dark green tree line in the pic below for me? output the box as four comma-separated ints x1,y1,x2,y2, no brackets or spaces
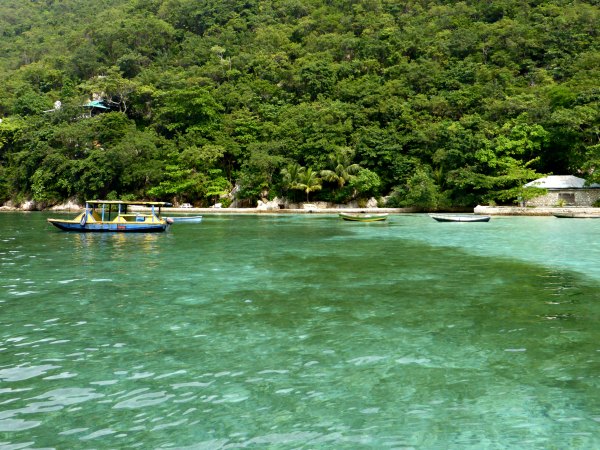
0,0,598,208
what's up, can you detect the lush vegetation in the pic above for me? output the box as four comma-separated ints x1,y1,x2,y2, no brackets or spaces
0,0,598,209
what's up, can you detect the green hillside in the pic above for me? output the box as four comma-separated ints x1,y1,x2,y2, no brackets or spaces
1,0,598,208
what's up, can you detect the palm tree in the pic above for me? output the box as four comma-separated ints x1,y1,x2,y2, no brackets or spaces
297,167,322,202
280,162,303,202
281,162,303,190
320,149,361,189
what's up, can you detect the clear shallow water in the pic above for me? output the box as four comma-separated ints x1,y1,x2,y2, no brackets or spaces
1,212,599,449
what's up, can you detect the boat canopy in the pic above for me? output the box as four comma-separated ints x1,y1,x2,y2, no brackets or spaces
86,200,172,207
84,200,172,219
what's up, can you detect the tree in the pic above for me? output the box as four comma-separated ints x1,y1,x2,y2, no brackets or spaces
204,169,231,205
147,164,197,203
297,167,322,202
280,162,303,202
154,87,222,137
0,0,599,208
320,148,361,189
236,144,285,202
395,167,443,211
349,168,381,200
79,67,139,112
12,88,52,116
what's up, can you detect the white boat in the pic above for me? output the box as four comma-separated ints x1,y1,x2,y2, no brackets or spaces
430,214,490,223
553,213,600,219
167,216,203,223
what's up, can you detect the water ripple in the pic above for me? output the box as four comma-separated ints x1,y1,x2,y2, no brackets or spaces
1,214,600,448
80,428,117,441
0,365,60,382
347,355,387,365
0,418,41,432
113,391,174,409
31,387,104,406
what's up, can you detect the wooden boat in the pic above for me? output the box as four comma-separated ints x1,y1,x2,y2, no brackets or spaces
166,215,203,223
430,214,490,223
553,213,600,219
48,200,172,232
339,212,388,222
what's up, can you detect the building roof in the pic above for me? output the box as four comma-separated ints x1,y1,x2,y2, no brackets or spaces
524,175,600,189
83,100,110,109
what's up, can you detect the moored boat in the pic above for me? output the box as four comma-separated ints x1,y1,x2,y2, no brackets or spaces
166,215,203,223
339,212,388,222
553,213,600,219
48,200,172,232
430,214,490,223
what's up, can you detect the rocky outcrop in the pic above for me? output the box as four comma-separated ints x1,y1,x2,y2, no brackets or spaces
1,199,83,211
50,200,83,211
256,197,284,210
0,200,39,211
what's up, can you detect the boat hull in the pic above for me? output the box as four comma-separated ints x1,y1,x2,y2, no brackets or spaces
553,213,600,219
166,216,203,223
48,219,168,232
339,213,388,222
430,215,490,223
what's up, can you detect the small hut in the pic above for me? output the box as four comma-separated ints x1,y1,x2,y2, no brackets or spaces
524,175,600,207
83,100,111,117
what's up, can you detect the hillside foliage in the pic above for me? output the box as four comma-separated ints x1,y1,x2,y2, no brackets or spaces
0,0,599,208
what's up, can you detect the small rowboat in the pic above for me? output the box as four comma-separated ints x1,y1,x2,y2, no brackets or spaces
166,215,203,223
339,213,388,222
553,213,600,219
430,214,490,223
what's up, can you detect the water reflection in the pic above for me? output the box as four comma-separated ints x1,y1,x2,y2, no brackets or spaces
71,232,161,255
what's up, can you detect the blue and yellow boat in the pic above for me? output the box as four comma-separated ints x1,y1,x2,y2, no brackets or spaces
48,200,173,232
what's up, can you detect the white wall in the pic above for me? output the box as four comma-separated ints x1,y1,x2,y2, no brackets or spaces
527,189,600,207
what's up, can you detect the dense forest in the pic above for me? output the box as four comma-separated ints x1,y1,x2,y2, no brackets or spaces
0,0,598,208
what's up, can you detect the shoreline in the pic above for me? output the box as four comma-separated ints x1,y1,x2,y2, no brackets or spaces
161,206,419,214
0,205,418,214
4,204,599,216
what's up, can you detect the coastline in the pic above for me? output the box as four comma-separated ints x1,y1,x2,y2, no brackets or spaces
0,199,418,214
4,202,599,216
161,206,419,214
0,205,417,215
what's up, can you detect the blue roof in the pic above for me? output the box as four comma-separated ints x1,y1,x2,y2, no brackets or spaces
84,100,110,109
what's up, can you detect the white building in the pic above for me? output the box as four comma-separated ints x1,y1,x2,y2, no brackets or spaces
524,175,600,206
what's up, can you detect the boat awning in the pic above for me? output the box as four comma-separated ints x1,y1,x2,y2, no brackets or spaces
86,200,173,207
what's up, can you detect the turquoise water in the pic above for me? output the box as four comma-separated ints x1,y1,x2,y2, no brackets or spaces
1,212,599,449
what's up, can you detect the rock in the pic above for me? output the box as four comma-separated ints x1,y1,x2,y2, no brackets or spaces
50,200,83,211
366,197,379,208
0,200,16,210
257,197,282,210
21,200,38,211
